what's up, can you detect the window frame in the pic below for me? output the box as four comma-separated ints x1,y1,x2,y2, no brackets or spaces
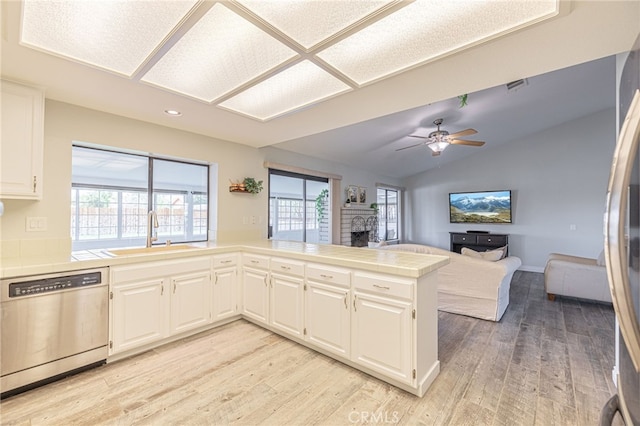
71,145,210,251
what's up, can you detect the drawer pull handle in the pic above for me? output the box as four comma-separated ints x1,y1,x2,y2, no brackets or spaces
373,284,390,290
320,274,333,279
344,295,348,309
280,266,291,270
221,260,232,264
251,260,259,264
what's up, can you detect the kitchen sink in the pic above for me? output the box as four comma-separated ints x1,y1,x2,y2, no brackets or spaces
105,244,201,256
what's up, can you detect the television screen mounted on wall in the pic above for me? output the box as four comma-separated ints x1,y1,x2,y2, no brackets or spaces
449,190,512,224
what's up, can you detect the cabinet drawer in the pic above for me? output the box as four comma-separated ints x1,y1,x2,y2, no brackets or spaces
306,263,351,287
271,257,305,277
451,234,477,244
213,253,238,268
112,256,211,283
353,272,414,300
242,253,269,269
476,235,507,246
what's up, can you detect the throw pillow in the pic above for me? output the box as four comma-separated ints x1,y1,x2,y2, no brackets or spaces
461,247,504,262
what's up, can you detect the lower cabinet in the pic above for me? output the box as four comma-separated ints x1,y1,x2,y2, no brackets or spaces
351,290,413,385
170,270,211,334
212,253,239,322
111,277,168,354
109,256,212,355
305,280,350,358
241,266,269,324
270,273,304,338
305,263,351,358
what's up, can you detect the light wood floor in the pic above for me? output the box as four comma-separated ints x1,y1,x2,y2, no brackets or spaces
1,271,625,425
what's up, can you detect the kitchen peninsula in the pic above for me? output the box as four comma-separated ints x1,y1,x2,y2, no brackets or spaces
1,241,449,397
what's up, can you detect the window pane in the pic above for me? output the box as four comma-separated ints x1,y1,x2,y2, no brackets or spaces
152,159,208,244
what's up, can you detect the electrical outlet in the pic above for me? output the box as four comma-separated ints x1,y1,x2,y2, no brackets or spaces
251,216,256,225
26,217,47,232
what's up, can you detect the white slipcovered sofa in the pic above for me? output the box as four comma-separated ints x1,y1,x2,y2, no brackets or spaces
543,252,612,303
378,244,522,321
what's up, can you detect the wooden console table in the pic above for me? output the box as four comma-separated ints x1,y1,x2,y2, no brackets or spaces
450,232,509,255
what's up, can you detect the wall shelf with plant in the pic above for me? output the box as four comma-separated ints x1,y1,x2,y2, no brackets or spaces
229,177,263,194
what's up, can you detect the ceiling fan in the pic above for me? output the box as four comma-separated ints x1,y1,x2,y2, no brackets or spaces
396,118,485,156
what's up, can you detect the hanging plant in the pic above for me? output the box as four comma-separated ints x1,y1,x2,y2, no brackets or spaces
243,177,263,194
458,94,468,108
315,189,329,222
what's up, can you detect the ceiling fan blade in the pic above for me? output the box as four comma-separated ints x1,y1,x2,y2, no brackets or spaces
408,134,429,139
449,139,485,147
448,128,477,138
395,143,424,151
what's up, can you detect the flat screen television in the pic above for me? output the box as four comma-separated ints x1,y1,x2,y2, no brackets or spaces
449,190,512,224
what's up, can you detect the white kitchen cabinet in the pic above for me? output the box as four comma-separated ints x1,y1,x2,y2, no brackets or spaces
351,272,414,385
0,80,44,199
110,277,168,354
241,254,270,324
170,270,211,334
110,256,211,355
212,253,239,322
305,264,351,358
269,258,305,338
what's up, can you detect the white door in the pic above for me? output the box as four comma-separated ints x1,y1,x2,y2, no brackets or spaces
242,267,269,324
270,273,304,337
111,278,167,354
305,280,350,358
170,271,211,334
213,266,238,321
351,291,413,384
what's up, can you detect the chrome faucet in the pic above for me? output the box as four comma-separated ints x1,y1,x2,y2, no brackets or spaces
146,210,159,247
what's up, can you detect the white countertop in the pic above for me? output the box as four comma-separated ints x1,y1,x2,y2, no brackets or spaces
0,240,449,279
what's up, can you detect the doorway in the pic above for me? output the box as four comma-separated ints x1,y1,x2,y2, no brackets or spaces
268,169,329,243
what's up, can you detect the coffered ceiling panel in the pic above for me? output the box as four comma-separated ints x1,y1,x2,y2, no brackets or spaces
141,3,299,103
20,0,198,76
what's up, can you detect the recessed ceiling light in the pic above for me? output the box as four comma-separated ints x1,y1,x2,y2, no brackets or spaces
164,109,182,117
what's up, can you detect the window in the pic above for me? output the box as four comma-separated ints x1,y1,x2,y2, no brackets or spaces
268,169,329,243
71,145,209,251
377,187,400,242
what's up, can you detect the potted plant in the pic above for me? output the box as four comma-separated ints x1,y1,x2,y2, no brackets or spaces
243,177,263,194
369,202,379,215
315,189,329,222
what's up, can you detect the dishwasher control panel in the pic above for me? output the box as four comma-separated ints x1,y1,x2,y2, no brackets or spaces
8,271,103,298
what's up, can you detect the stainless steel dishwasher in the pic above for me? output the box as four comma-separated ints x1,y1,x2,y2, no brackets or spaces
1,268,109,397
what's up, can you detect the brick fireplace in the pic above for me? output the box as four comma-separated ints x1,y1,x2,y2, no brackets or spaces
340,206,378,247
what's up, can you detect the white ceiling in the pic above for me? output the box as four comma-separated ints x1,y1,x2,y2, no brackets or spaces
1,1,639,178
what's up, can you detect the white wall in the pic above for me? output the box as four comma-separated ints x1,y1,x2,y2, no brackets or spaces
0,100,402,258
402,108,616,271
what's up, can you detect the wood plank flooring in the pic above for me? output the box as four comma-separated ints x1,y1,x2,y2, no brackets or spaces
0,271,625,425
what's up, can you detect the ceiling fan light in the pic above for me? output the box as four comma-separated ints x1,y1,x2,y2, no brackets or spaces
428,141,449,153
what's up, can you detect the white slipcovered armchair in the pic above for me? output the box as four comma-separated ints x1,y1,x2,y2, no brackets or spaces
543,251,612,303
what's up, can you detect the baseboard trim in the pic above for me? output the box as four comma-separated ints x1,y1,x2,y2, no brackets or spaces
518,265,544,273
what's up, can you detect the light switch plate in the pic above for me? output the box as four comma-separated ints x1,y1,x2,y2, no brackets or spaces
26,216,47,232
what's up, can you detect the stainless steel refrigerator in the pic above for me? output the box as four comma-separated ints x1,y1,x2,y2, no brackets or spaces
602,34,640,425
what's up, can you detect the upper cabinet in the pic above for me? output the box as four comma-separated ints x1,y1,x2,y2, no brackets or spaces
1,80,44,200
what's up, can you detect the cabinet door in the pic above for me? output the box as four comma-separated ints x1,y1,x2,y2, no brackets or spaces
242,267,269,324
213,266,238,321
270,273,304,337
111,278,167,354
351,291,413,384
305,280,350,358
170,270,211,335
0,80,44,199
